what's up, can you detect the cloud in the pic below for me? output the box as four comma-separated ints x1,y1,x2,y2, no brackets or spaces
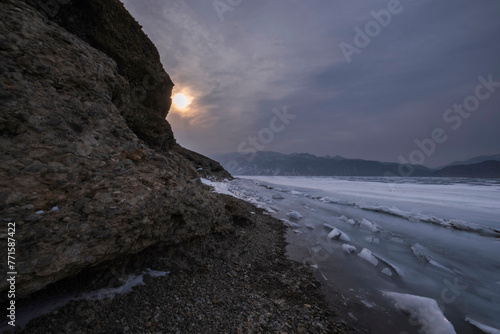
121,0,500,167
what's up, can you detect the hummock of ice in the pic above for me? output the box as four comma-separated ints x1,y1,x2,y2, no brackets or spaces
327,227,351,242
281,219,301,228
357,248,378,266
287,210,302,220
360,218,381,233
383,291,456,334
381,268,392,276
411,243,454,273
341,244,357,254
272,193,285,200
465,317,500,334
373,254,404,276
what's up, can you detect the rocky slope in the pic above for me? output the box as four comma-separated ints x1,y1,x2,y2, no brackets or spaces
0,0,230,299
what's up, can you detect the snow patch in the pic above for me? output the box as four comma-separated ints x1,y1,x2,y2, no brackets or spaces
201,178,236,196
81,269,169,300
1,269,169,331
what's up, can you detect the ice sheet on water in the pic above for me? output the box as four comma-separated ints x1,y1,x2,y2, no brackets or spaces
373,254,404,276
290,190,307,196
466,317,500,334
360,204,500,238
383,291,456,334
358,248,378,266
411,243,454,273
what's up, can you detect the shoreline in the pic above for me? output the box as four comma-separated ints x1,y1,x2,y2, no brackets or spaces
6,195,361,333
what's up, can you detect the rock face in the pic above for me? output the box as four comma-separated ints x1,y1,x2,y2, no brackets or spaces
23,0,175,150
0,0,230,299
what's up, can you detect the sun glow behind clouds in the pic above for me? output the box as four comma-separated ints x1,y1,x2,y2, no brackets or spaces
172,93,190,110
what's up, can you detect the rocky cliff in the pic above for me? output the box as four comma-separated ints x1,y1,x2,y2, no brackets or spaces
0,0,232,299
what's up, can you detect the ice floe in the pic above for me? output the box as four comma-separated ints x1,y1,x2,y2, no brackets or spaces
465,317,500,334
381,268,392,276
287,210,302,220
327,227,351,242
411,243,454,273
341,244,357,254
358,248,378,266
281,219,301,228
360,218,381,233
383,291,456,334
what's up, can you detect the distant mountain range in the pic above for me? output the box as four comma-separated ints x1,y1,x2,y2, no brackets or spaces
434,160,500,178
440,153,500,168
213,151,500,178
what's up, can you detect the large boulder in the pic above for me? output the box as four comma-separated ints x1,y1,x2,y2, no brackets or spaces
0,0,231,299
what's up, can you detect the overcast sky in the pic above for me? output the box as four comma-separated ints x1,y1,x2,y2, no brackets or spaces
121,0,500,167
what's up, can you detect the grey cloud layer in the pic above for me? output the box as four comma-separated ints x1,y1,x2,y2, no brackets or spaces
121,0,500,167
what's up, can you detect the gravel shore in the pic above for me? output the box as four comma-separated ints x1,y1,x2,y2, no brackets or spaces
13,195,361,333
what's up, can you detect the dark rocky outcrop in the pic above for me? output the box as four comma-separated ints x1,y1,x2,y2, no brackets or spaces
23,0,175,150
0,0,231,299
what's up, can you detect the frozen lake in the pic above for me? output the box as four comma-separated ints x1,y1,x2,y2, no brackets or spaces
203,176,500,334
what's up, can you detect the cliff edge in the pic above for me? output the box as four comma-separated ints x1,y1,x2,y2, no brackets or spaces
0,0,231,299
